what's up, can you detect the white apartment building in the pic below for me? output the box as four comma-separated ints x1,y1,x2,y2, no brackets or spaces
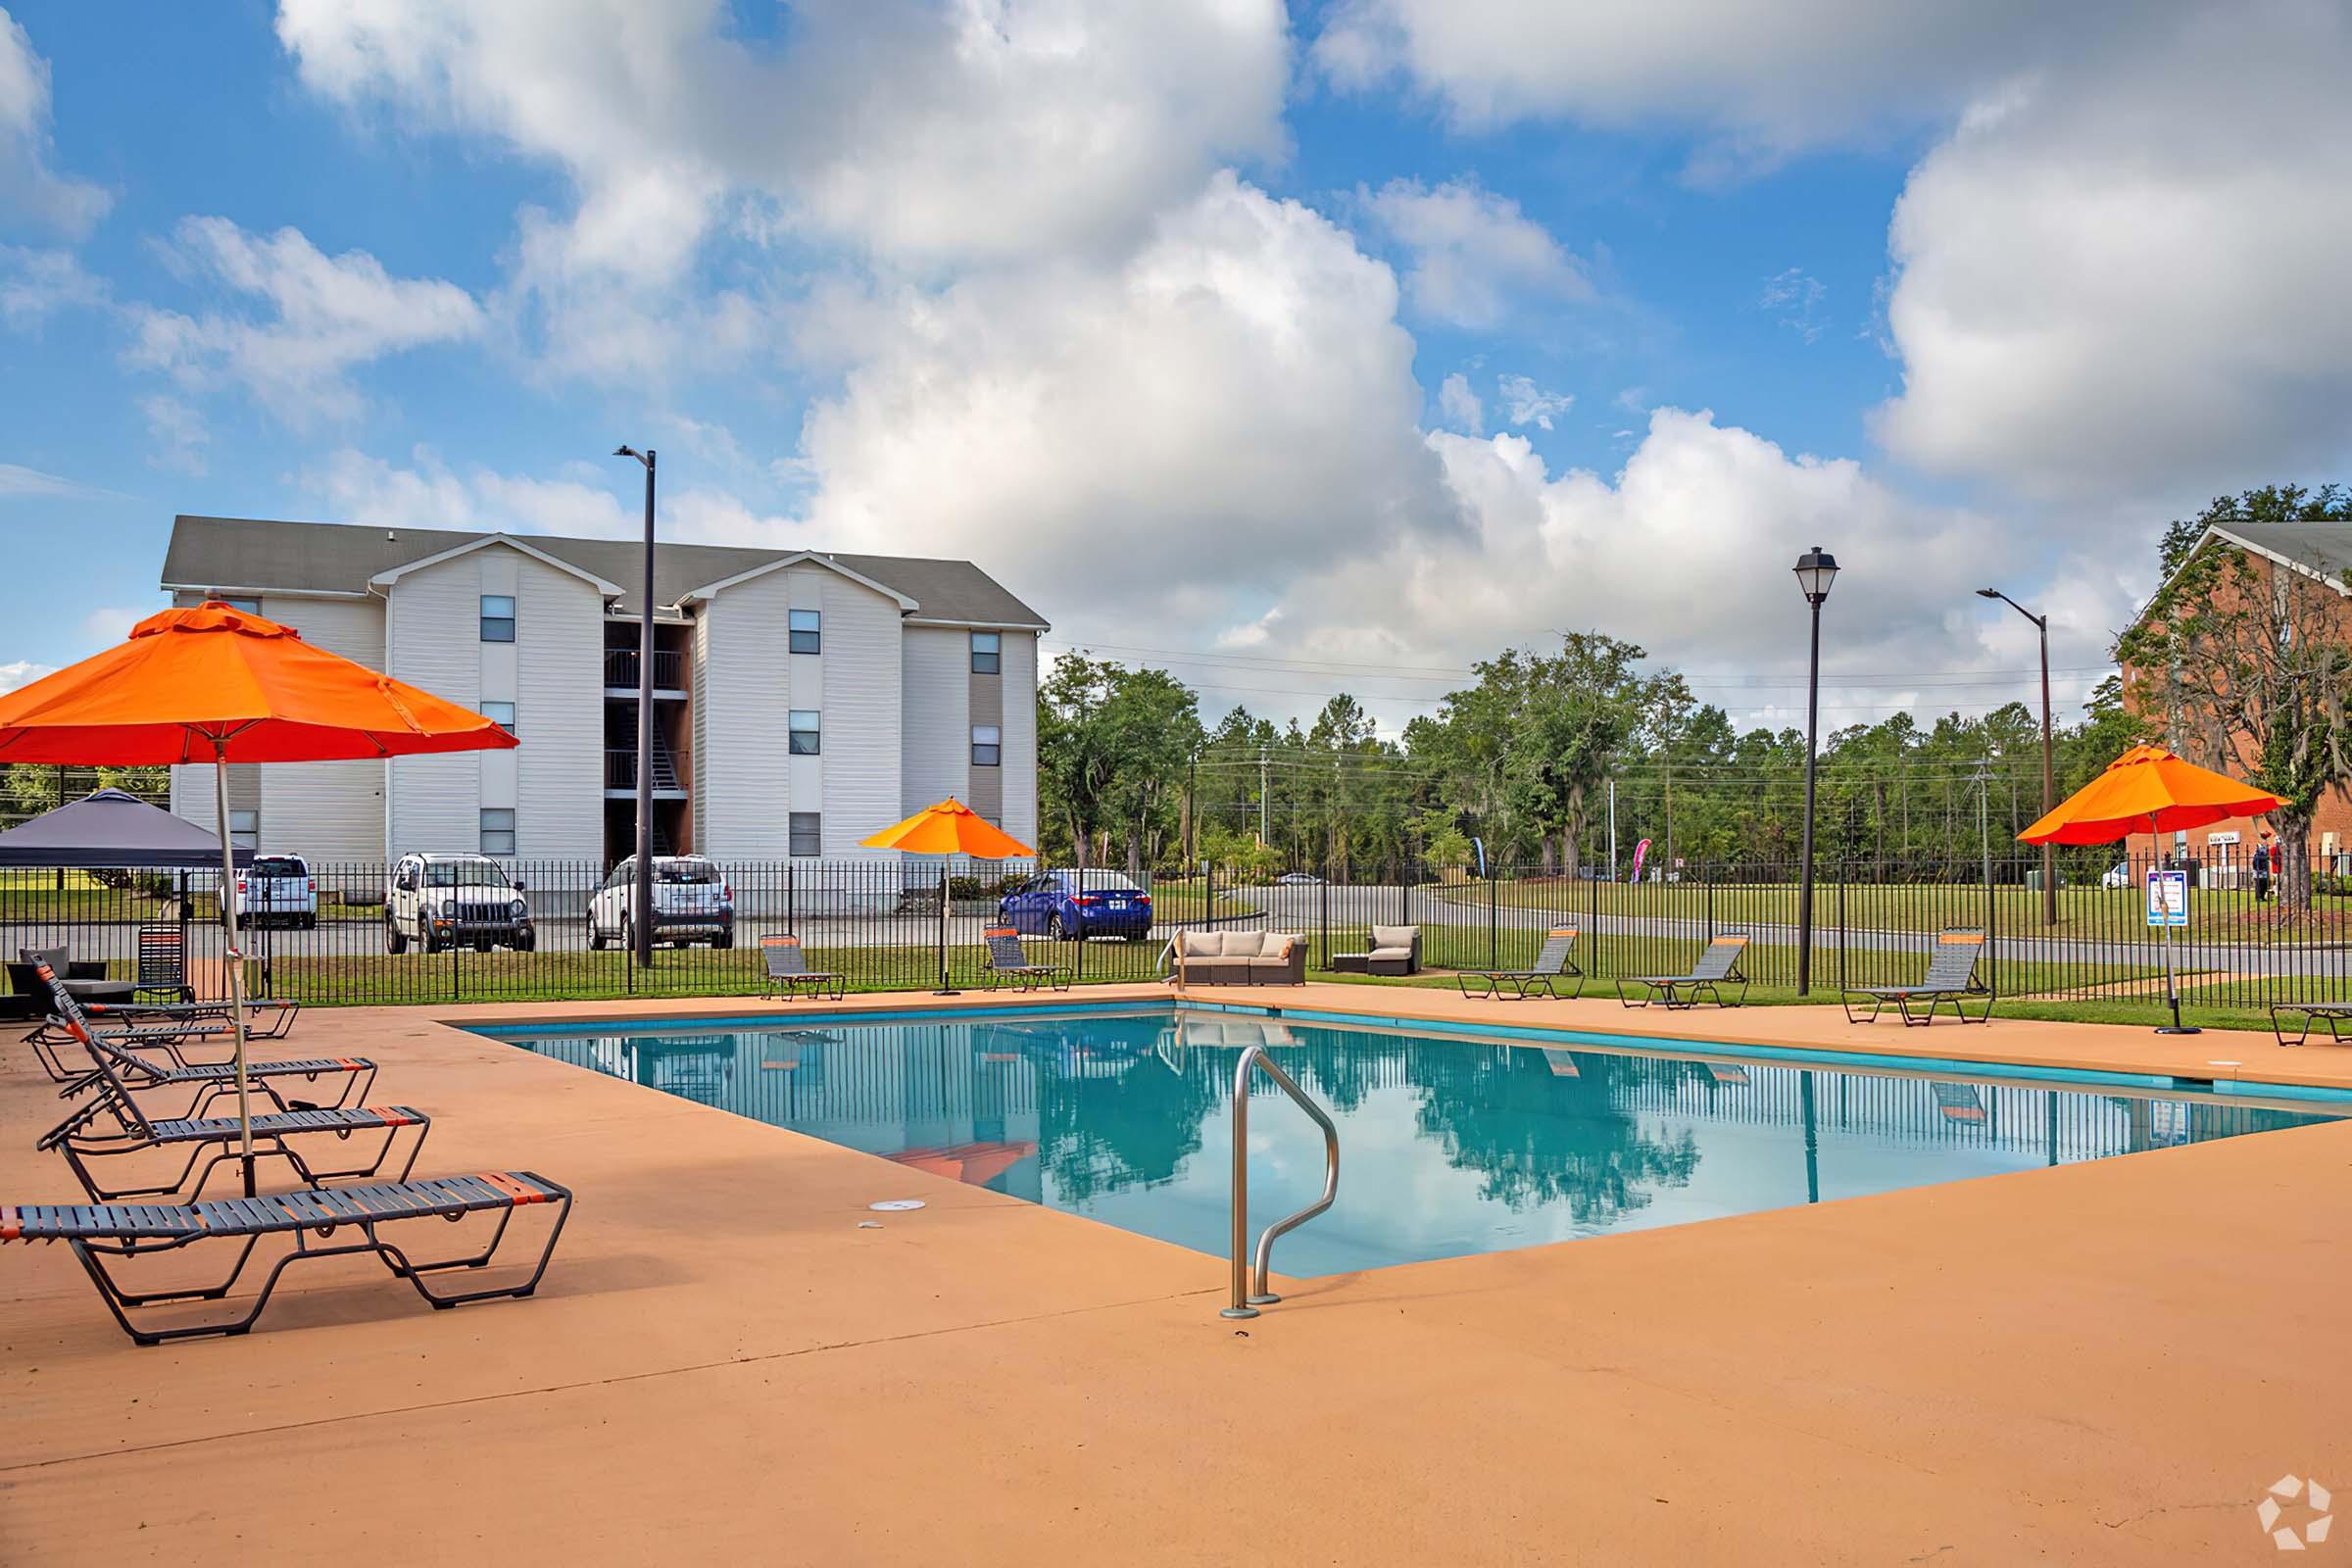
162,515,1047,865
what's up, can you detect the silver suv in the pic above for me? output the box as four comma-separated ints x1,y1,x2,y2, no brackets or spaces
387,853,536,954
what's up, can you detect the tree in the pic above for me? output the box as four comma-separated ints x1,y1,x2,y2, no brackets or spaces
1038,655,1202,871
1496,633,1653,876
2117,484,2352,912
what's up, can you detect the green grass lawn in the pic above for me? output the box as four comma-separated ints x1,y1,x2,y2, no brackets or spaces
1427,877,2351,945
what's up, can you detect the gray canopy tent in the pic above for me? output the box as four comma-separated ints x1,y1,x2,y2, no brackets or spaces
0,787,252,870
0,789,251,1017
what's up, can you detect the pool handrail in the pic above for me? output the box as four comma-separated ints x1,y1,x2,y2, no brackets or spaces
1222,1042,1340,1319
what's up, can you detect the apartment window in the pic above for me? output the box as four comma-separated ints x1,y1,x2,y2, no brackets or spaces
788,812,822,858
480,594,516,643
479,808,517,857
218,597,262,614
481,701,517,736
789,710,822,756
227,809,259,851
970,631,1001,674
789,609,821,655
971,724,1002,767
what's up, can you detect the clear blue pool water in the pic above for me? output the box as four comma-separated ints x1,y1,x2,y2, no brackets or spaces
488,1007,2340,1276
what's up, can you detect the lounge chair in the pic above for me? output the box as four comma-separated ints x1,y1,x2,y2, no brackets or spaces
135,922,196,1004
2271,1001,2352,1047
1842,930,1992,1026
32,961,376,1118
984,927,1071,992
0,1170,570,1345
1460,927,1585,1001
760,935,845,1001
1620,933,1751,1009
39,1095,431,1203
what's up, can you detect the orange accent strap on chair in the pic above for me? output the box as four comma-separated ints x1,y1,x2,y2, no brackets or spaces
0,1207,20,1243
366,1107,418,1127
764,934,801,948
1939,932,1984,945
480,1172,548,1205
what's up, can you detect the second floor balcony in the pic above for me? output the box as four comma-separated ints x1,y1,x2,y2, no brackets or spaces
605,647,687,696
606,742,688,799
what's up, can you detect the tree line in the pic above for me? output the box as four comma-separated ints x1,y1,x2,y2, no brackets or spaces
1042,484,2352,913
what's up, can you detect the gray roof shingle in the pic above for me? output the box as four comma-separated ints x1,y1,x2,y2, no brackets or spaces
162,514,1050,627
2214,521,2352,587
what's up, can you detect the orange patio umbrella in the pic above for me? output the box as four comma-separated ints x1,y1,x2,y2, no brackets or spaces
0,602,516,1189
860,797,1036,859
2017,742,2283,1033
861,798,1035,994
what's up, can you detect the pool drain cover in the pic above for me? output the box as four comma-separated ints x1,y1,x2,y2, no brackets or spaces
869,1199,926,1212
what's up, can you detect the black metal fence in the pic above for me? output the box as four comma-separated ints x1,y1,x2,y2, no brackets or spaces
3,852,2347,1010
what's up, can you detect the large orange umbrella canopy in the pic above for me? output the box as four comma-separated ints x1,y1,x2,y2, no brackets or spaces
860,797,1035,858
0,603,516,764
2017,743,2284,846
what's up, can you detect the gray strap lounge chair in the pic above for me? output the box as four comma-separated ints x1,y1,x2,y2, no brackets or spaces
0,1170,570,1346
984,927,1070,992
135,923,196,1004
1842,930,1992,1025
1460,927,1585,1001
33,962,376,1118
760,935,845,1001
38,1096,431,1203
2272,1002,2352,1047
1620,933,1751,1009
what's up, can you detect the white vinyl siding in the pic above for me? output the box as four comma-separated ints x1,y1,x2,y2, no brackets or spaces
999,630,1040,850
813,570,901,857
900,626,968,813
698,562,904,858
386,546,603,858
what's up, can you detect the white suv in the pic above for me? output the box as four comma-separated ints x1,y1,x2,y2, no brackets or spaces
234,853,318,929
589,855,735,950
387,853,536,954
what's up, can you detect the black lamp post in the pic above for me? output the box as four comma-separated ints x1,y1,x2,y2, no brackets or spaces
1792,545,1838,995
614,444,657,969
1976,588,2057,925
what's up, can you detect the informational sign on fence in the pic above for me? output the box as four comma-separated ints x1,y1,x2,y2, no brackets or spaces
2144,867,2188,927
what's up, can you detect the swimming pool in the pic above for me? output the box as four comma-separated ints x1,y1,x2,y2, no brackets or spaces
487,1007,2340,1276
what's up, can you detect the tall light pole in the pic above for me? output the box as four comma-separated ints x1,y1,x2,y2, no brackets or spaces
1977,588,2056,925
1793,546,1838,995
614,444,657,968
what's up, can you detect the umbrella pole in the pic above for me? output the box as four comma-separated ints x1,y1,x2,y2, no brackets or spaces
212,743,257,1193
935,863,958,996
2154,814,2199,1036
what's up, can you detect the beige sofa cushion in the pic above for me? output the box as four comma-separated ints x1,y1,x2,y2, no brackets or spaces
1178,930,1224,958
1371,924,1416,952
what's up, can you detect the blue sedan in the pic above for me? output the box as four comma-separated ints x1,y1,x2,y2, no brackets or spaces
1000,869,1154,941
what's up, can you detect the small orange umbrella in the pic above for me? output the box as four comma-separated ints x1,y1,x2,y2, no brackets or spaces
0,603,516,1188
859,798,1036,859
2017,743,2284,1034
861,798,1034,994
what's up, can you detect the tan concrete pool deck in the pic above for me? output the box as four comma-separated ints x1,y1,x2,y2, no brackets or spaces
5,985,2349,1564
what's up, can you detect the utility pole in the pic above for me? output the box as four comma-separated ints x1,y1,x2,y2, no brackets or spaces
1258,745,1268,846
1607,778,1618,879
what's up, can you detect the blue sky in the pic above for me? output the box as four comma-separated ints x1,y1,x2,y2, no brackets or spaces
6,1,2348,735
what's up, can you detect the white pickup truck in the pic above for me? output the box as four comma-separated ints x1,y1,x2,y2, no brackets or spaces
233,853,318,929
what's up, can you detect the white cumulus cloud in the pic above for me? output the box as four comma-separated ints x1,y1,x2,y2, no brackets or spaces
126,218,483,424
1872,1,2352,500
1361,176,1588,327
0,9,109,237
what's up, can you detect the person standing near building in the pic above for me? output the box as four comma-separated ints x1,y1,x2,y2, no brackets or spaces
2252,828,2275,903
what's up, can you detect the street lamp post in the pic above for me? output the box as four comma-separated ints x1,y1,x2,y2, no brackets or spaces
1793,546,1838,995
614,444,657,969
1977,588,2056,925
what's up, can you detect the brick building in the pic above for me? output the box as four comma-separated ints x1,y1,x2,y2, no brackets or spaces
2119,520,2352,883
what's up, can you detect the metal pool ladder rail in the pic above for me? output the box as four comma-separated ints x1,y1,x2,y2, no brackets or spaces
1222,1043,1340,1320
